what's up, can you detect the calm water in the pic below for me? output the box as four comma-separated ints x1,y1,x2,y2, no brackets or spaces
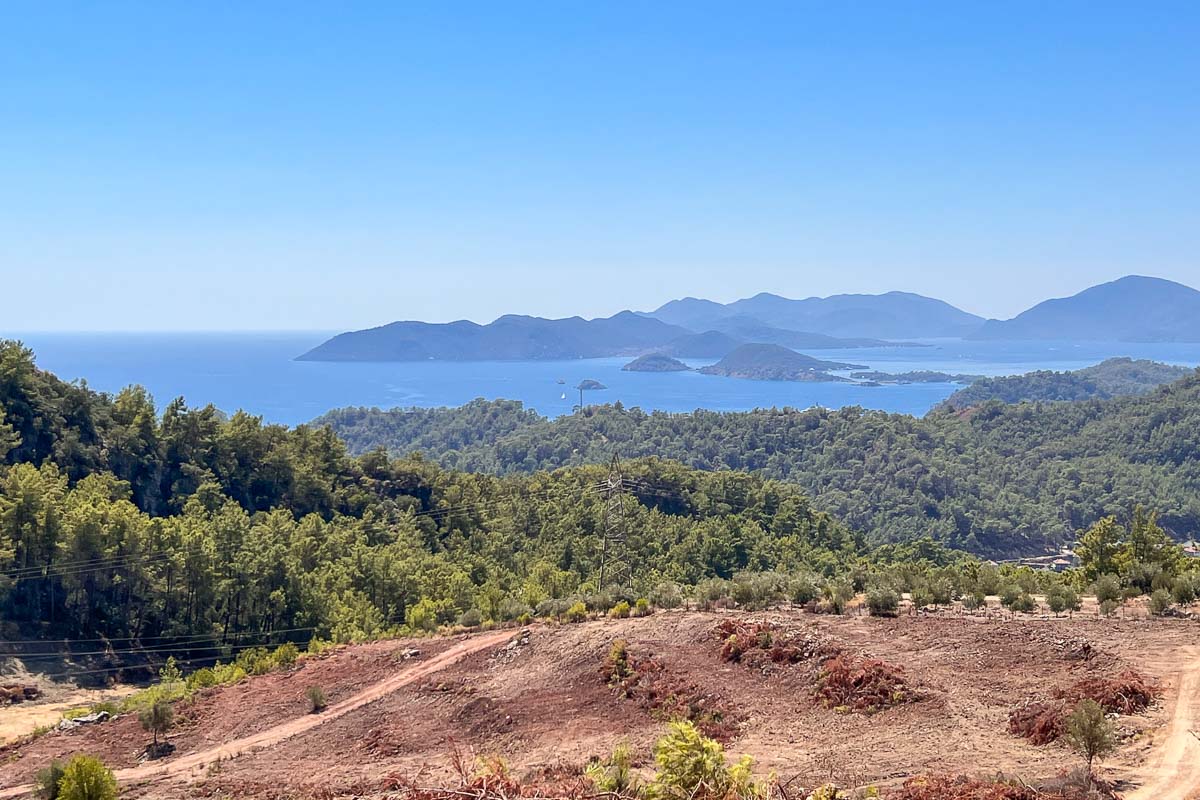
8,332,1200,426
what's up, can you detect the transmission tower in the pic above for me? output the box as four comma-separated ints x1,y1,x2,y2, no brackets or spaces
597,454,632,589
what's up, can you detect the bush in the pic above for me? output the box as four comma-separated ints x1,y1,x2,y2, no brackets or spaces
634,598,651,616
815,654,913,713
1046,586,1079,615
693,578,732,609
609,600,632,619
35,761,65,800
406,597,440,632
457,608,482,627
649,581,683,609
1171,575,1197,606
306,685,327,713
788,573,821,605
1092,575,1122,604
961,592,985,611
645,721,763,800
187,667,217,691
998,585,1022,608
586,740,638,795
497,597,533,622
866,586,900,617
273,642,299,668
565,601,588,622
603,640,634,684
56,756,117,800
1004,593,1037,613
1150,589,1173,616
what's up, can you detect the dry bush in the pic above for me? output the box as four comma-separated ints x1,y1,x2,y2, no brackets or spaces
1060,670,1160,715
1008,669,1159,745
601,640,740,741
715,619,833,670
814,654,914,713
1007,701,1068,745
888,771,1118,800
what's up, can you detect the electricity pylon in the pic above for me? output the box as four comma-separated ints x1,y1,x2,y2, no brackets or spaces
597,454,632,589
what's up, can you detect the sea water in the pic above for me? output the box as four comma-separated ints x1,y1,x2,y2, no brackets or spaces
8,332,1200,426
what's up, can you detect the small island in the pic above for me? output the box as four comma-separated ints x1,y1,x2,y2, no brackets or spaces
622,354,691,372
576,379,607,391
850,370,983,385
698,343,864,382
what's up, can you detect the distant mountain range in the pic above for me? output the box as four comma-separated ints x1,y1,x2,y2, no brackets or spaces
969,276,1200,342
298,275,1200,362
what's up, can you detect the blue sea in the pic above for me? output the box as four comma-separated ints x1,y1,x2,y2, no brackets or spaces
7,332,1200,427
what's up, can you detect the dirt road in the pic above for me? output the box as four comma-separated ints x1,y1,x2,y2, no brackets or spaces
1125,646,1200,800
0,629,512,798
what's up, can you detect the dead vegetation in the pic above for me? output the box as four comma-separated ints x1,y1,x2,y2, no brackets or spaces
715,619,833,670
814,654,914,714
889,771,1119,800
1008,670,1160,745
601,639,739,741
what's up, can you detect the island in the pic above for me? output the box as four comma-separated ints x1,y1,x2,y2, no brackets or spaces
622,354,691,372
576,379,607,391
850,370,983,385
939,357,1194,409
698,343,865,382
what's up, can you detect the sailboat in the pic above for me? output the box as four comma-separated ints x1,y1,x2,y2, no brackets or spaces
560,392,567,399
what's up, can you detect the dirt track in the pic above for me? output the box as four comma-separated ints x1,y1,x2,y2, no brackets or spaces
0,630,512,799
1125,646,1200,800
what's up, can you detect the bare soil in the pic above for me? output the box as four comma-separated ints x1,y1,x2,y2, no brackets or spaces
1,609,1197,799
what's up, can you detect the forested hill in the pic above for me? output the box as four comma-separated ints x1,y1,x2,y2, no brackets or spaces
0,340,863,642
316,374,1200,555
940,358,1193,409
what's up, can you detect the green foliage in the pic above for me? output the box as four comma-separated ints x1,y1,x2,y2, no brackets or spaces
1046,585,1080,615
1092,575,1123,604
406,597,440,632
586,740,639,796
609,600,632,619
317,375,1200,557
56,756,117,800
139,699,174,746
865,586,900,617
565,601,588,622
1065,699,1117,772
34,761,65,800
1149,589,1173,616
306,685,327,713
1099,598,1120,617
645,721,767,800
649,581,683,609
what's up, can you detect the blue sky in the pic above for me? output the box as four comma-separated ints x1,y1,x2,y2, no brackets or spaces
2,1,1198,331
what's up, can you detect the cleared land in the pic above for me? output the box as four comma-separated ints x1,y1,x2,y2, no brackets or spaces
1,608,1198,799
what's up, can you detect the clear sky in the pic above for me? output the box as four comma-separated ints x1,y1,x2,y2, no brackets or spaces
3,1,1198,331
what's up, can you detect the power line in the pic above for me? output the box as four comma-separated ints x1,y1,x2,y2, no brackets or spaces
0,628,317,656
0,626,318,647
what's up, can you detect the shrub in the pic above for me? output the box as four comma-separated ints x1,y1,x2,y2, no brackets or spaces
273,642,299,668
865,586,900,617
645,721,764,800
1150,589,1173,616
1092,575,1122,604
787,573,821,605
609,600,632,619
998,585,1022,608
1171,575,1198,606
497,597,533,622
306,685,327,713
187,667,217,690
961,592,985,611
649,581,683,609
603,640,634,684
730,571,786,610
1065,699,1116,774
406,597,440,632
586,740,638,795
693,578,732,610
56,756,117,800
457,608,482,627
1099,598,1120,617
35,761,65,800
565,601,588,622
139,700,174,747
635,598,651,616
1005,593,1037,613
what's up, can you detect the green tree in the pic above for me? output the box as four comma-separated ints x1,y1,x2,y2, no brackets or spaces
139,700,174,749
1065,699,1116,778
1077,517,1122,580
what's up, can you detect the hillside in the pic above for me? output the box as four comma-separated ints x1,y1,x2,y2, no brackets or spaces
697,344,863,382
297,311,691,361
651,291,984,339
971,276,1200,342
0,611,1192,799
942,358,1195,409
315,373,1200,555
622,353,691,372
658,330,743,358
